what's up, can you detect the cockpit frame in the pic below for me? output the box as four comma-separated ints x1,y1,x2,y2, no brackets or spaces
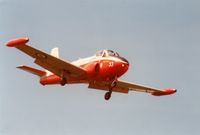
95,49,120,57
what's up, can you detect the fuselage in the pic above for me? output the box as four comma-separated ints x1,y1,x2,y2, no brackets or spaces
40,50,129,85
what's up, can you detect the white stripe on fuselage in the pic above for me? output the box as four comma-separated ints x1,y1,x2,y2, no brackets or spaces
71,55,125,66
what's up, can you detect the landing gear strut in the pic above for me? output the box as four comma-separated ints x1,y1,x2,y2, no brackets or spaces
60,70,67,86
104,79,117,100
60,77,67,86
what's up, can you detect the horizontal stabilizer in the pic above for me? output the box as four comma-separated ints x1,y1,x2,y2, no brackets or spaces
17,65,46,77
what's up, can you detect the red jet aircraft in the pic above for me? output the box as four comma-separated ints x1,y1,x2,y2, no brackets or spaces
5,37,176,100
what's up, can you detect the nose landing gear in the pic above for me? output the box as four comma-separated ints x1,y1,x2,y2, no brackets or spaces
104,91,112,100
104,79,117,100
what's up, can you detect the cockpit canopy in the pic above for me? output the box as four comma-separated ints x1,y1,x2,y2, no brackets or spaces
95,49,120,57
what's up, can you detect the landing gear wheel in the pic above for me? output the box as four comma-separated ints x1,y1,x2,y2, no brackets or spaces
104,79,117,100
60,78,67,86
104,92,112,100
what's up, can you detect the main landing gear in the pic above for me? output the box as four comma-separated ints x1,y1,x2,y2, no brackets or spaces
60,70,67,86
104,80,117,100
60,77,67,86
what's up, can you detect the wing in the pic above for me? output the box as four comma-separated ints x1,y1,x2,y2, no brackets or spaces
5,37,86,78
116,80,177,96
88,80,176,96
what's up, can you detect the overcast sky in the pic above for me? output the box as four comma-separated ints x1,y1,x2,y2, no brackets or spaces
1,0,200,135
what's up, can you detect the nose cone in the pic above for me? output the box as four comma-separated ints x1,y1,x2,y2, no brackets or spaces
119,57,129,66
118,57,129,75
121,57,129,71
110,57,129,78
121,61,129,70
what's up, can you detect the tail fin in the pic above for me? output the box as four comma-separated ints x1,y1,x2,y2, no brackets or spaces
17,65,46,77
51,47,59,58
45,47,59,76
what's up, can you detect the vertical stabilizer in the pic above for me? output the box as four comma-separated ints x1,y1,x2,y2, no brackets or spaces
51,47,59,58
45,47,60,76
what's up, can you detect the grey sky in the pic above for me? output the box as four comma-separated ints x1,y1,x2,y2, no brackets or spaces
1,0,200,135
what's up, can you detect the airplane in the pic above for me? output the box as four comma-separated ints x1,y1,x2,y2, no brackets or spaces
5,37,177,100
